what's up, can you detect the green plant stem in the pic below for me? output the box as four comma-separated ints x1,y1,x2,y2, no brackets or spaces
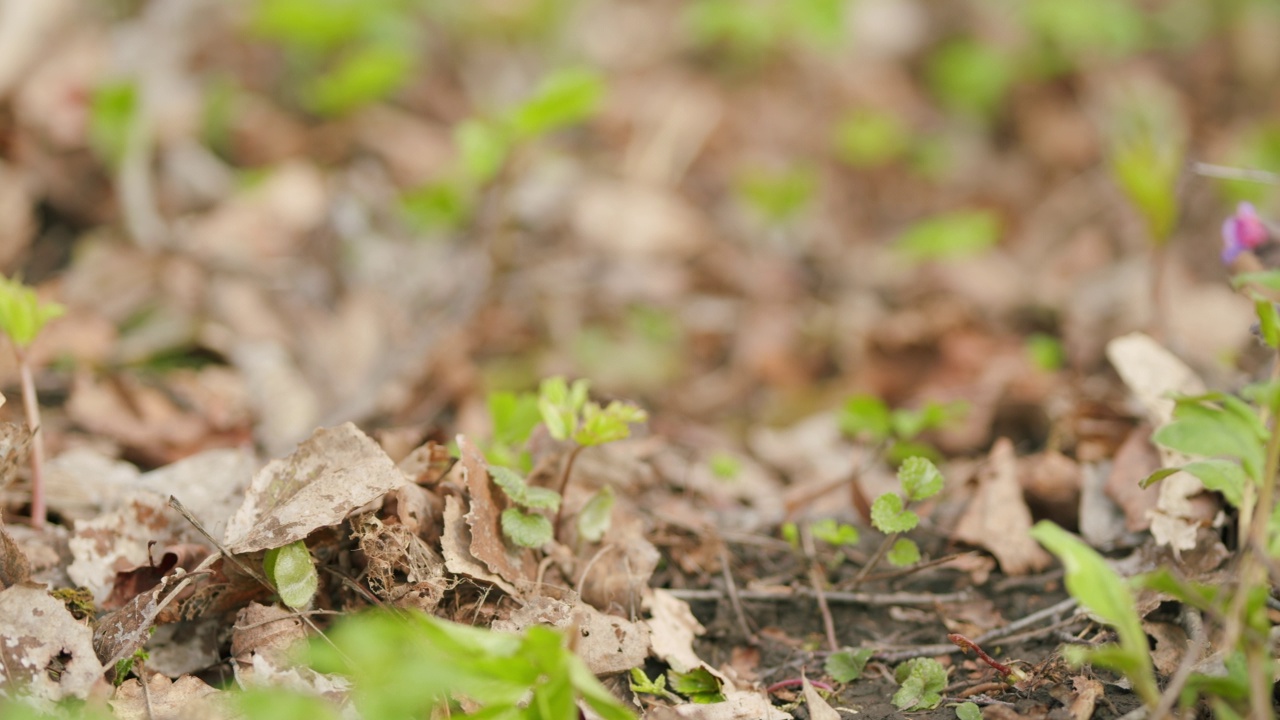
17,350,45,531
553,444,585,540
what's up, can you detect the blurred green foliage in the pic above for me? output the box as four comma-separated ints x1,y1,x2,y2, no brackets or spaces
896,210,1000,262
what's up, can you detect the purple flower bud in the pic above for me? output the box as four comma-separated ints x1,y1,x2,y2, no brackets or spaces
1222,202,1270,264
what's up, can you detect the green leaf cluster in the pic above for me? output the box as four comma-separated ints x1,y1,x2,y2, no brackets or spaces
250,0,421,116
1030,522,1159,706
892,657,948,711
832,110,911,169
491,465,560,548
303,610,633,720
1146,391,1269,512
486,390,543,471
263,540,319,610
1104,80,1186,245
896,210,1001,263
0,276,65,350
537,377,648,447
838,395,966,458
403,69,604,230
870,457,945,567
629,668,680,702
666,666,726,704
683,0,848,63
810,518,859,547
89,81,138,168
735,165,817,225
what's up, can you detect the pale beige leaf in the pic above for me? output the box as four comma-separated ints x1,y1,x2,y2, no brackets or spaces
224,423,406,554
0,584,104,705
953,438,1051,575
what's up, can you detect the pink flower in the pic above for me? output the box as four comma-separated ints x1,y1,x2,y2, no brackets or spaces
1222,202,1270,264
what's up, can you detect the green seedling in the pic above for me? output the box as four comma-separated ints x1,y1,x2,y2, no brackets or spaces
892,657,948,711
824,647,873,683
490,465,561,548
250,0,421,116
1103,77,1185,338
1025,333,1066,371
708,451,741,481
895,210,1000,264
832,109,911,169
683,0,846,66
303,610,633,720
735,165,817,226
112,648,149,687
263,540,319,610
925,39,1013,125
1019,0,1148,76
1030,522,1159,707
954,701,982,720
866,457,944,570
89,81,138,168
839,394,966,464
0,276,65,530
666,666,726,704
629,668,681,702
536,377,646,543
403,68,603,231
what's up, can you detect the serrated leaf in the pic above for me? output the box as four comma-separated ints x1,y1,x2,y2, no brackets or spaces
825,647,873,682
898,456,943,501
573,401,647,446
501,508,553,548
1030,521,1158,705
892,658,947,711
577,486,615,543
871,493,918,534
667,667,725,703
887,538,921,566
263,540,317,610
489,466,561,511
0,277,65,349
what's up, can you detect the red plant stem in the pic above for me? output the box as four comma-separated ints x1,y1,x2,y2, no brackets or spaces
552,444,585,539
765,678,834,694
948,633,1012,678
18,350,44,530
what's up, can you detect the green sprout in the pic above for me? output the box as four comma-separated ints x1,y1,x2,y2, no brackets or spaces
490,465,561,548
537,377,646,543
893,657,948,711
0,276,65,530
838,394,966,464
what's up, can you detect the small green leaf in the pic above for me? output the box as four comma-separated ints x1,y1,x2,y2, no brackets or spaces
263,540,318,610
708,452,741,480
896,210,1000,262
1025,333,1065,371
825,647,873,683
955,701,982,720
304,44,413,116
576,486,615,543
1029,521,1158,706
539,396,573,441
456,119,510,184
838,395,892,442
0,277,65,349
833,110,909,168
871,493,918,534
501,507,553,548
811,518,859,547
887,538,921,567
1176,459,1247,509
892,658,948,711
781,522,799,547
1256,299,1280,348
668,667,725,704
1153,400,1266,482
90,82,138,168
490,466,562,511
573,401,647,446
1232,271,1280,292
898,457,944,502
509,68,603,139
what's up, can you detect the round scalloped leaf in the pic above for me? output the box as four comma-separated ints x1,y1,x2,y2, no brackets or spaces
576,486,615,543
501,507,553,548
899,457,943,502
871,493,918,534
886,538,921,567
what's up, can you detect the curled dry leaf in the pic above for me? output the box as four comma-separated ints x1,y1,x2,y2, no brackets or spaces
223,422,407,554
440,494,519,596
491,595,649,676
643,692,792,720
110,674,222,720
0,518,30,588
953,438,1051,575
458,434,531,587
0,584,105,705
644,588,707,674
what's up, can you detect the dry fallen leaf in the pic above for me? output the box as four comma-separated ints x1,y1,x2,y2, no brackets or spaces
492,595,650,676
110,674,223,720
802,674,841,720
953,438,1052,575
440,494,519,596
1105,424,1161,533
458,434,530,587
643,691,792,720
0,517,29,588
644,588,707,674
0,584,105,705
223,422,407,554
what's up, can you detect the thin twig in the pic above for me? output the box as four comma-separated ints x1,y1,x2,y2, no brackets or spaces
800,523,839,653
575,544,614,597
852,551,984,584
979,597,1078,642
846,531,896,590
1192,162,1280,185
663,587,973,605
719,545,757,645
